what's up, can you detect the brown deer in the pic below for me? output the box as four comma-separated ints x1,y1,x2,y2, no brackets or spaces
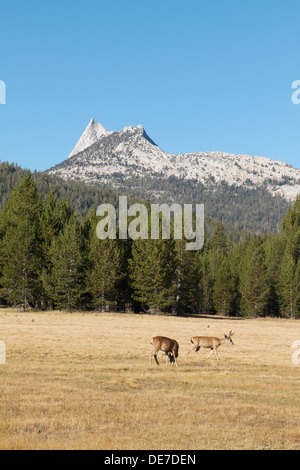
149,336,179,366
185,331,235,361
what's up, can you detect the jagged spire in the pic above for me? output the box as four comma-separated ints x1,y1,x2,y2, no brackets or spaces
68,119,111,158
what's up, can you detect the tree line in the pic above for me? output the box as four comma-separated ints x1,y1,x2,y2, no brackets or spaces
0,161,120,218
0,160,288,234
0,172,299,317
100,172,289,233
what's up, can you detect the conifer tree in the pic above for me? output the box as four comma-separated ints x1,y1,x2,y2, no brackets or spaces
239,237,269,317
278,249,297,317
200,250,215,314
227,241,247,315
40,189,72,256
213,256,236,315
293,260,300,318
209,222,228,280
264,234,283,317
0,173,43,309
129,238,177,313
292,195,300,228
42,214,85,311
40,190,75,307
280,206,294,236
210,222,228,254
88,235,124,312
175,240,199,314
115,238,133,312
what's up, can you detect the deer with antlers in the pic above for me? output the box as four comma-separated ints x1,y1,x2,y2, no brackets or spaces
149,336,179,366
185,331,235,361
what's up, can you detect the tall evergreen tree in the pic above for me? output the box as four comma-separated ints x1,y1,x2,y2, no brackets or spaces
42,214,85,311
278,249,297,318
40,190,75,307
239,237,269,317
199,250,215,314
174,240,199,314
292,260,300,318
264,234,283,317
40,189,73,256
210,222,228,254
213,256,236,315
189,249,205,314
0,173,43,309
280,206,294,237
209,222,228,279
88,235,124,312
129,238,177,313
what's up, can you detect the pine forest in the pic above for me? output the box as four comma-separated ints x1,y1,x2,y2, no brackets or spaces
0,172,299,318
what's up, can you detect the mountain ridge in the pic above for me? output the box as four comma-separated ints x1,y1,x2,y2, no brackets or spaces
49,119,300,202
44,119,300,232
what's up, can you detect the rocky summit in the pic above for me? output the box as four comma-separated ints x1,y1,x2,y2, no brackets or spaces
48,119,300,202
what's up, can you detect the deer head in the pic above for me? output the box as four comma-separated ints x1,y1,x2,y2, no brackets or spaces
224,331,235,345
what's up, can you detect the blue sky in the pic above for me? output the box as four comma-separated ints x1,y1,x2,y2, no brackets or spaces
0,0,300,171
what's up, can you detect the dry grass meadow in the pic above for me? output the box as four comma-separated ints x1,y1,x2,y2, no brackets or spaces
0,309,299,450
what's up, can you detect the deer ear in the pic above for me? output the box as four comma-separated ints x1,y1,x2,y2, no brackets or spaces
224,334,227,339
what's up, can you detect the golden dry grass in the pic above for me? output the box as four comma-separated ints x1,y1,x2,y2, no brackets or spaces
0,309,300,450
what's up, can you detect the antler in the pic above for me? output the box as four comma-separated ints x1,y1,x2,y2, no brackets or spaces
229,330,235,337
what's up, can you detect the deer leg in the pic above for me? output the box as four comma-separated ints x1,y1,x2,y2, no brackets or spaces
196,346,202,360
149,351,153,366
172,350,178,367
149,349,160,366
214,348,219,360
165,352,176,366
185,344,197,361
206,348,214,360
165,353,169,366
